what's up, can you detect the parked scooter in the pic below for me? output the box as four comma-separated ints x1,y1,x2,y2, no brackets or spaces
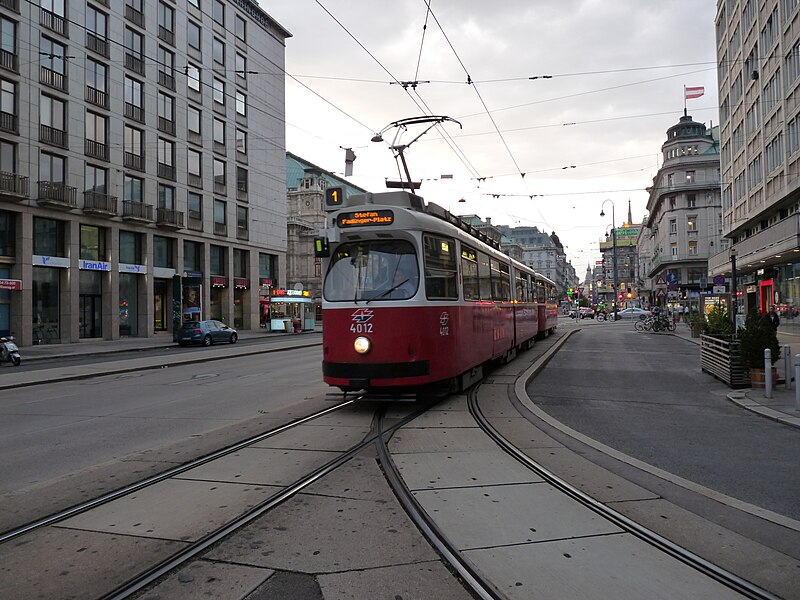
0,335,21,366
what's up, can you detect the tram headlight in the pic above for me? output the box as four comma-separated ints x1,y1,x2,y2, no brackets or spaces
354,336,371,354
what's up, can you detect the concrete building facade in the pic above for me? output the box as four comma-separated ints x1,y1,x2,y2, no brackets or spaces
0,0,290,345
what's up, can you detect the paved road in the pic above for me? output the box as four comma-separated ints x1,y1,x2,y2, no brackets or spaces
530,324,800,521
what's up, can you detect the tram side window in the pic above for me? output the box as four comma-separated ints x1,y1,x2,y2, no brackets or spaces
461,245,479,301
478,251,491,300
515,272,526,302
423,234,458,300
535,280,545,303
490,259,511,301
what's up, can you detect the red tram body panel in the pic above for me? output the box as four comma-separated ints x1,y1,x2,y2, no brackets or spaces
319,191,557,393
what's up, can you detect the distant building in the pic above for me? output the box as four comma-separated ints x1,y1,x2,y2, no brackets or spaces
495,225,573,295
640,113,722,308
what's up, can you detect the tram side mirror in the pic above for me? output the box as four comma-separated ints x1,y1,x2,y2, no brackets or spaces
314,237,330,258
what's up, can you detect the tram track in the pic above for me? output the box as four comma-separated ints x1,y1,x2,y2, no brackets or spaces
0,396,443,599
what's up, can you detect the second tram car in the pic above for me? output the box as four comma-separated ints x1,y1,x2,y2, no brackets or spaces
319,191,558,394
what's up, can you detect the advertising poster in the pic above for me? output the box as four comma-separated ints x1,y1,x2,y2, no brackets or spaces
182,284,202,323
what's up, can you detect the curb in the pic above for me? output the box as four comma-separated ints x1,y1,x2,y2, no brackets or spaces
725,390,800,429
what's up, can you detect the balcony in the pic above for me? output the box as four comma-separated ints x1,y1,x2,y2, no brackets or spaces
158,70,175,91
236,226,249,240
125,5,144,27
156,207,184,229
157,116,175,135
37,181,78,209
124,102,145,123
0,0,19,12
40,66,68,92
0,172,28,200
158,163,175,180
84,139,109,161
214,222,227,235
124,152,145,172
85,86,109,109
122,200,154,222
0,110,17,135
125,53,145,76
40,124,68,148
40,8,67,36
0,49,18,73
83,190,117,216
214,180,227,195
158,26,175,46
188,173,203,188
86,33,109,58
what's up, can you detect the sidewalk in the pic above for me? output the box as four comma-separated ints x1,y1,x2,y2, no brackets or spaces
672,322,800,429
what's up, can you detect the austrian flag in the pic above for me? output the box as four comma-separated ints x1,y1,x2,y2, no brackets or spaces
685,86,705,100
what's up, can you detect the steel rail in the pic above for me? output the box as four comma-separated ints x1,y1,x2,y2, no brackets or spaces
467,391,780,600
374,406,504,600
102,399,438,600
0,398,356,544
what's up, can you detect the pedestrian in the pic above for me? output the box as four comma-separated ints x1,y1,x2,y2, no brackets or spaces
769,307,780,330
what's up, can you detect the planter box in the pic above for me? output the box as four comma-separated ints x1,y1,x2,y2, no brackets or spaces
700,334,750,388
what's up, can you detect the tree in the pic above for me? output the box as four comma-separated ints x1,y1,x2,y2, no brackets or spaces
737,309,780,370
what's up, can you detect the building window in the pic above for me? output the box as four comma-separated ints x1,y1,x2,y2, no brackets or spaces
86,58,107,96
235,14,246,42
33,217,65,256
85,164,107,194
210,244,226,275
687,216,697,232
670,243,678,256
85,112,108,158
157,91,175,133
124,27,144,74
124,125,144,170
187,105,201,135
124,174,143,203
212,0,225,26
86,6,107,40
157,183,174,209
188,192,202,220
213,198,226,232
669,219,677,234
158,137,175,179
685,170,695,184
213,159,226,190
236,53,246,81
0,140,16,173
212,37,224,65
667,173,674,188
158,46,175,89
235,128,247,154
235,91,246,116
669,195,676,209
0,78,15,133
188,148,202,186
688,240,698,255
237,204,248,234
124,76,144,121
40,37,67,90
80,224,107,261
40,93,66,133
236,166,247,193
187,20,201,51
120,230,142,265
183,240,202,272
213,78,225,105
153,235,174,268
687,194,696,208
213,117,225,146
158,2,175,44
187,63,200,92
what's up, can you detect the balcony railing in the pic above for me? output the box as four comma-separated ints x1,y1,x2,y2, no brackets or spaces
236,226,249,240
214,222,227,235
156,207,184,228
85,85,109,109
40,8,67,36
83,190,117,214
122,200,154,221
188,173,203,188
124,152,145,172
125,5,144,27
158,163,175,180
158,70,175,91
125,53,145,75
157,116,175,135
86,33,109,58
0,172,28,199
158,26,175,46
0,110,17,134
214,181,227,195
40,66,68,92
0,0,19,12
0,49,18,73
40,124,68,148
37,180,77,208
124,102,145,123
84,139,109,161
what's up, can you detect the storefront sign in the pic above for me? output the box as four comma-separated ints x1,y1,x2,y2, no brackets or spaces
80,260,111,271
0,279,21,291
259,278,273,287
211,276,228,288
120,263,147,274
234,278,249,289
272,288,310,297
32,255,70,268
183,270,203,278
153,267,176,278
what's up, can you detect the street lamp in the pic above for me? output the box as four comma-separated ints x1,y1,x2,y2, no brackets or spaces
600,200,618,321
730,246,738,330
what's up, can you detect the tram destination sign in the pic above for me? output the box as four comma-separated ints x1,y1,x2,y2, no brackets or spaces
338,210,394,228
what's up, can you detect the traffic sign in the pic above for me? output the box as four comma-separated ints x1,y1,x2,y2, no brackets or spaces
713,275,725,286
656,276,667,286
656,288,666,297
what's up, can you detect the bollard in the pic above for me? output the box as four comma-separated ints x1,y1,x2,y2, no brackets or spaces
764,348,772,399
796,355,800,411
785,345,792,390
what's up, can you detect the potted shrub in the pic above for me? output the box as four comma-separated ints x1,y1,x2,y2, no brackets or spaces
704,304,733,336
737,309,780,388
687,310,705,338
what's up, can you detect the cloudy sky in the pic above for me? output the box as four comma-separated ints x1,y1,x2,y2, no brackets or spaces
264,0,719,271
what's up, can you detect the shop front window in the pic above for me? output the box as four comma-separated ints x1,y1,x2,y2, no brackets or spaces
33,217,65,256
0,209,16,257
33,266,60,344
119,272,138,336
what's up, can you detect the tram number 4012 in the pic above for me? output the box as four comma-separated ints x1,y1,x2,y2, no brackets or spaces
350,323,373,333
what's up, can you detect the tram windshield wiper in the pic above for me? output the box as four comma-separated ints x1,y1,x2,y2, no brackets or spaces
366,279,409,304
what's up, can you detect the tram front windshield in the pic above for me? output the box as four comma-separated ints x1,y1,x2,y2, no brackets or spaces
324,240,419,302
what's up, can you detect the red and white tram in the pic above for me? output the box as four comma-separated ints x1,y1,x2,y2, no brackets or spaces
319,191,558,395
